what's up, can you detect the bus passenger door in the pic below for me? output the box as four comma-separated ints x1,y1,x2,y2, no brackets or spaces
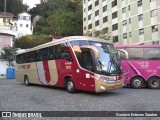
77,49,95,92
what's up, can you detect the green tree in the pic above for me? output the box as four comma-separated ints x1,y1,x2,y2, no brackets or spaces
32,0,83,36
14,35,51,49
0,47,17,67
47,10,83,36
0,0,28,15
84,28,111,40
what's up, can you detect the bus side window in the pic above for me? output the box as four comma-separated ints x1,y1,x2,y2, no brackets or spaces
61,46,72,60
37,49,44,61
49,47,56,60
55,44,64,59
55,43,72,60
29,52,36,62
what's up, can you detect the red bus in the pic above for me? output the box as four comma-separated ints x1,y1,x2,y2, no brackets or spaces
16,36,124,93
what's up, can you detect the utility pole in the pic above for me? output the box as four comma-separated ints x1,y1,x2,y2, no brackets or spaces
4,0,6,25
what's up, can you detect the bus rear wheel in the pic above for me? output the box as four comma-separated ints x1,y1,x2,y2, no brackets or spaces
66,79,76,93
147,77,160,89
24,76,30,86
131,77,144,89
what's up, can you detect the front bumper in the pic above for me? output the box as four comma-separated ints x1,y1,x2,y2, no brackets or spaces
95,78,124,93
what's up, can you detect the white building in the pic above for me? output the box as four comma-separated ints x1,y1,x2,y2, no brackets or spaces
12,12,33,38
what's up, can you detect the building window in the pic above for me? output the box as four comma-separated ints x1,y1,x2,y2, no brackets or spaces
152,25,158,32
151,9,157,17
88,5,92,11
95,20,99,26
19,16,23,20
84,8,86,12
139,28,144,35
26,24,29,28
84,17,86,21
129,18,131,24
138,0,142,7
138,14,143,21
112,23,118,31
20,24,23,27
123,20,127,26
26,17,30,21
123,33,127,39
23,16,26,20
103,5,107,12
122,7,126,13
112,0,117,7
130,32,132,37
103,27,108,33
95,0,99,6
88,24,92,29
103,16,108,23
112,12,117,19
88,14,92,20
113,36,118,43
95,10,99,16
84,26,86,30
128,5,130,11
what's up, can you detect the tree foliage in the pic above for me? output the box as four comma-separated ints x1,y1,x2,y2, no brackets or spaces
0,0,28,15
47,10,83,36
14,35,51,49
30,0,83,36
0,47,17,67
84,29,111,40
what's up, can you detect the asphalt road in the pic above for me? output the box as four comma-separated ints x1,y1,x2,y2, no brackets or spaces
0,79,160,119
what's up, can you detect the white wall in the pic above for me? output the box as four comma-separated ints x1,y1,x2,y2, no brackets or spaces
13,12,33,38
0,61,8,75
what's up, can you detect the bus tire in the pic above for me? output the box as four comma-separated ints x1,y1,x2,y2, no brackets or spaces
147,77,160,89
66,79,76,93
130,77,144,89
24,76,30,86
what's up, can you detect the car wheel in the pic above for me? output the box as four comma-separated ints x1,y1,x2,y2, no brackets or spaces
131,77,144,89
148,77,160,89
66,79,76,93
24,76,30,86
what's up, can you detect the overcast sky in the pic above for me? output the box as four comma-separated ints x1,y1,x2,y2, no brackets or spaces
23,0,41,8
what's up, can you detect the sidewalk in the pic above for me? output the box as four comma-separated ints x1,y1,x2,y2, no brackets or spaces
0,76,6,80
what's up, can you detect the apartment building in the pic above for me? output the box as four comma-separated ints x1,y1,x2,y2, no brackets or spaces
83,0,160,45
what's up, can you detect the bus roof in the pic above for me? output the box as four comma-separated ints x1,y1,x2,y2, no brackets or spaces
115,44,160,48
17,36,112,55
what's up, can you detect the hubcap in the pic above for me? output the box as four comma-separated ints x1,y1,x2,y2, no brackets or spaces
133,79,141,87
67,81,73,91
25,78,28,85
151,79,159,87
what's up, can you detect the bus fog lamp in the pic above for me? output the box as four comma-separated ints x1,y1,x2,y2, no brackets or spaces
100,86,105,90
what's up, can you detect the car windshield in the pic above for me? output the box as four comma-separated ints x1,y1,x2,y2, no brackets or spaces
89,41,121,74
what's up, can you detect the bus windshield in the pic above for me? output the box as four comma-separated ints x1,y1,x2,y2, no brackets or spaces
71,40,121,75
89,41,121,75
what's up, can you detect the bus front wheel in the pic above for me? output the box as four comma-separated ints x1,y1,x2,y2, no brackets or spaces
24,76,30,86
131,77,144,89
66,79,76,93
147,77,160,89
